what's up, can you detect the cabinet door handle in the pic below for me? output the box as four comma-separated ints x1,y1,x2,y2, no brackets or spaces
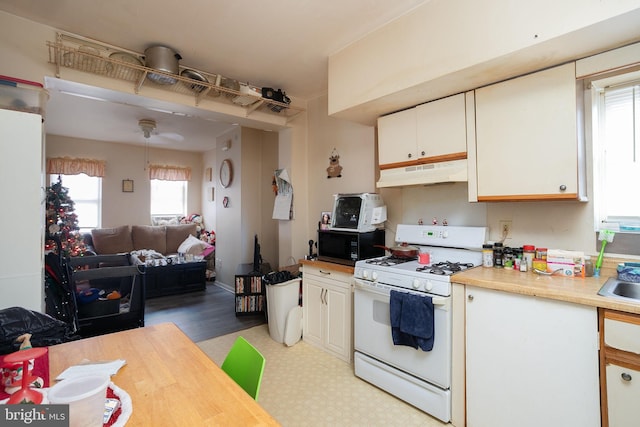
468,294,474,301
622,372,632,382
319,270,331,275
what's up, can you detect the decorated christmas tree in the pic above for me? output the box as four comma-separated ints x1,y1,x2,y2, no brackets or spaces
44,176,87,257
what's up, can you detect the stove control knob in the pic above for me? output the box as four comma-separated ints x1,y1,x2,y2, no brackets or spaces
412,279,422,290
362,270,369,279
371,271,379,281
442,230,449,238
425,280,433,291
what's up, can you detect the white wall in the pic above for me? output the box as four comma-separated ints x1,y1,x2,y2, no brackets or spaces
305,94,377,239
213,127,279,287
46,135,204,227
201,149,217,235
329,0,640,124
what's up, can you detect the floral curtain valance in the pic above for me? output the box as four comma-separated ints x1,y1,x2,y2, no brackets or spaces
46,157,106,177
149,164,192,181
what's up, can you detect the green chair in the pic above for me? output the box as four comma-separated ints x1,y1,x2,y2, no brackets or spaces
221,336,266,400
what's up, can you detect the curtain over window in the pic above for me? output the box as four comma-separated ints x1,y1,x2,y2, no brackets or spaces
47,157,106,177
149,164,192,181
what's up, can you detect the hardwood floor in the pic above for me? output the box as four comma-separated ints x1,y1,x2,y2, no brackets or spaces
144,282,266,342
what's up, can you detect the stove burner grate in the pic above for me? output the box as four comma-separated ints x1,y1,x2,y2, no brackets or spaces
366,256,417,266
416,261,475,275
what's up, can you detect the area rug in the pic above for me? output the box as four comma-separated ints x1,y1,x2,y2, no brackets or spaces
197,325,444,427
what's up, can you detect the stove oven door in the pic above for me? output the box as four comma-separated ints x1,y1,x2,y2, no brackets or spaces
353,278,452,390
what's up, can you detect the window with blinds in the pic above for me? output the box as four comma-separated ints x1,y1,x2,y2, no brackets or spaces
49,173,102,232
593,76,640,233
150,179,187,218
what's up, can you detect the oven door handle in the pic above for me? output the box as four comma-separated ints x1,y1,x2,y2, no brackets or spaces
354,280,449,309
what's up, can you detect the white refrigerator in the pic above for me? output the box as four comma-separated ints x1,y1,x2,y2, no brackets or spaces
0,106,45,311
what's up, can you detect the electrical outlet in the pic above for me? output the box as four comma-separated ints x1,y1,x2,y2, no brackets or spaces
499,220,512,238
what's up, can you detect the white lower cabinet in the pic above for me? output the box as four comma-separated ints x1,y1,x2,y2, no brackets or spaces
465,286,600,427
302,265,352,362
600,309,640,427
606,364,640,427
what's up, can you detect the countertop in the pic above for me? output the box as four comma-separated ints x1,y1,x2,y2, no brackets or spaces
300,257,640,315
299,259,640,314
299,258,354,275
454,265,640,314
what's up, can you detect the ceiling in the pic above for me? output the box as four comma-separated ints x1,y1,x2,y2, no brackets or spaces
0,0,429,151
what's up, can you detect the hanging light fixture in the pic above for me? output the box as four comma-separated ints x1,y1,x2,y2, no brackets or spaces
138,119,157,139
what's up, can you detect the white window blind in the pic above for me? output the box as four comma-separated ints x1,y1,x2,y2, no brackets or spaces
49,173,102,232
150,179,187,217
597,81,640,232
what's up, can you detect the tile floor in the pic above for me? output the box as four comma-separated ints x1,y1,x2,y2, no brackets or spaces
198,324,448,427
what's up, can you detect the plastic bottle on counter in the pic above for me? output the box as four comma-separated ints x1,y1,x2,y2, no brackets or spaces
584,256,594,277
513,249,522,271
482,244,494,268
519,253,528,272
522,245,535,271
503,247,514,269
493,242,504,268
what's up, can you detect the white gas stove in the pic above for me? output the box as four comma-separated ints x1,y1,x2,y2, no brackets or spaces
354,224,488,296
353,224,487,422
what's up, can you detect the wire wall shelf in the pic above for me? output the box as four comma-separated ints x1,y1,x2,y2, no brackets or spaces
47,36,302,120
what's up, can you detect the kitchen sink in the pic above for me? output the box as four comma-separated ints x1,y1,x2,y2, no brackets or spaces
598,277,640,302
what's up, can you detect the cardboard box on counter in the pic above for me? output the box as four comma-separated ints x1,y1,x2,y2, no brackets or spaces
547,249,585,278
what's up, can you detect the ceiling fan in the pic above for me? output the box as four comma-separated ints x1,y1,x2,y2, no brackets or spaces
138,118,184,142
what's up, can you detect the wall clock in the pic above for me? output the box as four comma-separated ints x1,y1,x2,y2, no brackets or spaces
219,159,233,188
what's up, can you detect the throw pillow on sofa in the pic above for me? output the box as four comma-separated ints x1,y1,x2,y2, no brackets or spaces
131,225,167,254
178,234,214,256
91,225,134,254
166,224,198,254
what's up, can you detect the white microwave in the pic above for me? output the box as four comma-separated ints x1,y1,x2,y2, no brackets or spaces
329,193,386,233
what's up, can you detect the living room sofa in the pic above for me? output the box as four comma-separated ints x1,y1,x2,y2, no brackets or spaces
87,224,200,256
84,224,211,298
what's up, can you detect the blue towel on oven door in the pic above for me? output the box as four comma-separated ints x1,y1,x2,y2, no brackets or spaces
389,290,434,351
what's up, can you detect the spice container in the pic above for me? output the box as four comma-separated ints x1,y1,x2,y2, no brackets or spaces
493,242,504,268
584,256,594,277
503,247,514,269
482,244,494,268
522,245,535,271
532,258,547,272
535,247,547,260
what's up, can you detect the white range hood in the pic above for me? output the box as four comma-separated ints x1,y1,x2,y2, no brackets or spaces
376,159,468,188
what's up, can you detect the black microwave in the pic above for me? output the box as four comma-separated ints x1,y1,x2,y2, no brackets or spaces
317,229,385,266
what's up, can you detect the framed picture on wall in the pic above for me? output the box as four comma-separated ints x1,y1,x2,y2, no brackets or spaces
320,211,331,230
122,179,134,193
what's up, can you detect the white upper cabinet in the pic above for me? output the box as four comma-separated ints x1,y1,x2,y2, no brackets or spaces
471,62,587,202
378,93,467,167
377,106,417,165
416,93,467,159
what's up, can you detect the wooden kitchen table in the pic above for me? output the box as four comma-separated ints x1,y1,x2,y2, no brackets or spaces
48,322,280,426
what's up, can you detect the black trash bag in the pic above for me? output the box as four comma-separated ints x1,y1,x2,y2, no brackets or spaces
44,251,77,329
0,307,80,355
262,270,300,285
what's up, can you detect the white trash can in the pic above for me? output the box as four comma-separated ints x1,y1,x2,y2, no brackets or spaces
266,278,302,345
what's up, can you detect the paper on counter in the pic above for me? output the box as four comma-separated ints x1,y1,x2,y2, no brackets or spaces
56,359,126,380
